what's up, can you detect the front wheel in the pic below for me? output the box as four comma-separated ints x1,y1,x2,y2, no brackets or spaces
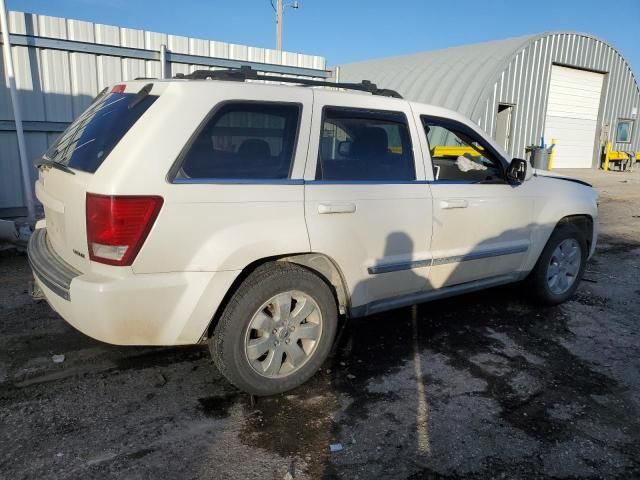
209,262,338,396
527,223,587,305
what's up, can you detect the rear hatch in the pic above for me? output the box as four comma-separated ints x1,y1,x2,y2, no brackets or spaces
35,83,160,272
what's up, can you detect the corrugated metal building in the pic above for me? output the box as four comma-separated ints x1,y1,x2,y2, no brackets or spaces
339,32,640,169
0,11,327,217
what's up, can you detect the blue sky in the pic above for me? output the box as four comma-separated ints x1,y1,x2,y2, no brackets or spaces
9,0,640,77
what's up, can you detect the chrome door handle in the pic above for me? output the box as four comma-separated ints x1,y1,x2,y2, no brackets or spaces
318,202,356,214
440,199,468,209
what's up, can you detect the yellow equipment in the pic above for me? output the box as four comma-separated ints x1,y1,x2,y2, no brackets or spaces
603,141,639,171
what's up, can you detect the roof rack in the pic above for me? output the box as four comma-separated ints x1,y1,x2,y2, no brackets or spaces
173,66,403,99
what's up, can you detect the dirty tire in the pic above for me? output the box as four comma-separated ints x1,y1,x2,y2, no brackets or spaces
209,262,337,396
527,223,587,306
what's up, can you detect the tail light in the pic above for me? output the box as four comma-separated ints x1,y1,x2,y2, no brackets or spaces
86,194,163,266
111,84,126,93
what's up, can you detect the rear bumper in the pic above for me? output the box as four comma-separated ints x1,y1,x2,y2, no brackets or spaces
28,228,80,301
28,228,240,346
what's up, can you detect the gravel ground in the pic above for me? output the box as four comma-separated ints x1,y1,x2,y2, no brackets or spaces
1,169,639,479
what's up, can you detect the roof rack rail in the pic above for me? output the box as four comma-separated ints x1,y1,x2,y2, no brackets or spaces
173,66,403,99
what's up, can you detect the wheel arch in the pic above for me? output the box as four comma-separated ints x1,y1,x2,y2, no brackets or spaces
523,212,595,275
525,213,593,305
204,252,350,339
555,214,594,253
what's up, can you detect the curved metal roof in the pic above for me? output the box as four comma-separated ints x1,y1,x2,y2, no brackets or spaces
339,34,538,115
339,32,639,113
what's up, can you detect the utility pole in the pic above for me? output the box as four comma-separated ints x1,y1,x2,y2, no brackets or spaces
276,0,283,52
274,0,298,52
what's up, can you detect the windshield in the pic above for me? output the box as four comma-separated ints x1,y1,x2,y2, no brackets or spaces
43,89,157,173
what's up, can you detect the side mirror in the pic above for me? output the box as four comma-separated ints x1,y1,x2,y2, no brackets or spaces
507,158,532,183
338,141,352,157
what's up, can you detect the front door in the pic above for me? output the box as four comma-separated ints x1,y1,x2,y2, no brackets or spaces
419,115,534,288
304,91,433,310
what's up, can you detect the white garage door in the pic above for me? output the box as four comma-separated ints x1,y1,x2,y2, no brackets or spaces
544,65,604,168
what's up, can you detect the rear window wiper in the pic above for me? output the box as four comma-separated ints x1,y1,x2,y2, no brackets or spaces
128,83,153,109
36,157,76,175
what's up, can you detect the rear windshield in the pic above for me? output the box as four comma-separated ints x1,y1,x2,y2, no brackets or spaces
43,89,158,173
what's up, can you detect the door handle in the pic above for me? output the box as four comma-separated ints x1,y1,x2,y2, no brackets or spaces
440,199,468,209
318,202,356,214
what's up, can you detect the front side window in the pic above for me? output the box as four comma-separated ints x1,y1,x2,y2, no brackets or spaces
615,119,633,143
178,102,300,180
423,117,504,183
317,107,415,181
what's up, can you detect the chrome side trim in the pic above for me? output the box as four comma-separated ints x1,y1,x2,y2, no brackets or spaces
27,229,81,301
367,258,431,275
307,180,429,185
306,180,483,185
431,244,529,266
350,273,519,317
367,244,529,275
172,178,304,185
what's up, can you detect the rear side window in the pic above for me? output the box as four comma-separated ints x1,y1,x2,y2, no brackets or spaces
44,88,158,173
177,102,300,180
317,107,415,181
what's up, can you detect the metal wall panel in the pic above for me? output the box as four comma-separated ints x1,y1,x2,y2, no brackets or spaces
0,11,327,213
121,27,146,80
67,19,98,117
0,132,22,211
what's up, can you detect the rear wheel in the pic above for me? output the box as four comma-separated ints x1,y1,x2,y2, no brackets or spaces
528,223,587,305
209,262,337,396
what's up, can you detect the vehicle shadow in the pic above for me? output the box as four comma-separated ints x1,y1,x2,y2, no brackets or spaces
233,228,640,479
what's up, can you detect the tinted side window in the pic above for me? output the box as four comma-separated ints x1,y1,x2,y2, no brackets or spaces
178,103,300,180
423,118,504,183
317,108,415,181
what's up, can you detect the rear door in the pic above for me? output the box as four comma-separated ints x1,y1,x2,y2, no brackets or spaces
35,83,160,271
304,91,433,310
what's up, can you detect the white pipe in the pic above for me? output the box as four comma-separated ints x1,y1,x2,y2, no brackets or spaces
0,2,35,222
160,44,167,79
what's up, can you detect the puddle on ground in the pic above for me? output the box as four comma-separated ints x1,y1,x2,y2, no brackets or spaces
574,291,609,307
596,238,640,255
125,447,155,460
198,393,240,419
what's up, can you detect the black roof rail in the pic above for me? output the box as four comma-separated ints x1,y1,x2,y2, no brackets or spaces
173,66,403,99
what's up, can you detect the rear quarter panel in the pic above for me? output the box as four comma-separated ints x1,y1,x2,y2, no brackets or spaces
88,81,314,274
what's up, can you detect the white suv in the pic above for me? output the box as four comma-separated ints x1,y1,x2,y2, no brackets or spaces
29,68,598,395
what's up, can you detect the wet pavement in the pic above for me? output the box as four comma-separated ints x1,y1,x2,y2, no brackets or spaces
1,169,640,479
